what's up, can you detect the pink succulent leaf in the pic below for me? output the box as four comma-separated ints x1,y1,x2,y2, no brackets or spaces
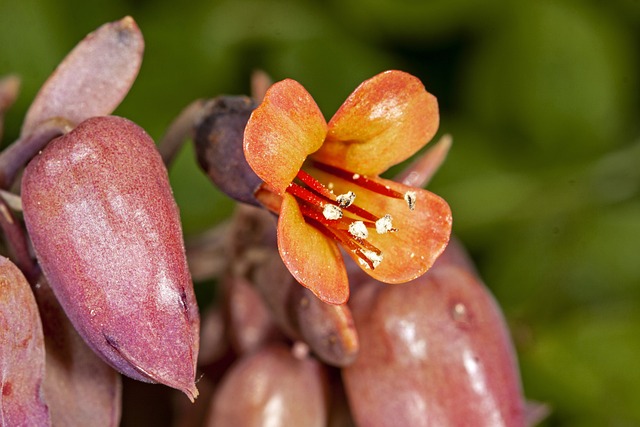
343,241,527,427
207,344,328,426
21,17,144,137
21,116,199,401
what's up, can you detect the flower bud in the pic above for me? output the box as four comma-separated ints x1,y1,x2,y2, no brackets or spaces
206,344,328,426
21,116,200,401
290,284,359,367
194,96,263,206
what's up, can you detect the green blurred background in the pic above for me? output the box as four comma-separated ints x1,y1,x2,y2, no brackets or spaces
1,0,639,425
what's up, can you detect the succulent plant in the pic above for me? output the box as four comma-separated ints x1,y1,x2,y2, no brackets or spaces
21,115,200,401
0,15,537,427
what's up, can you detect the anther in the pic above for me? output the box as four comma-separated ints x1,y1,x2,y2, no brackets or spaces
375,214,394,234
348,221,368,239
336,191,356,208
361,249,383,269
323,204,343,220
404,191,417,210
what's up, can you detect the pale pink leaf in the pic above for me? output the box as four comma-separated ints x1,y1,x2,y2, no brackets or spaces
21,17,144,136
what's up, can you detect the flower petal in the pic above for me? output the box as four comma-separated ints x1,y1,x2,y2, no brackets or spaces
277,193,349,305
310,168,451,283
244,79,328,195
314,70,439,175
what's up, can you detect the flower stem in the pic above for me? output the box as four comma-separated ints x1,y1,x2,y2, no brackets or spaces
158,99,208,168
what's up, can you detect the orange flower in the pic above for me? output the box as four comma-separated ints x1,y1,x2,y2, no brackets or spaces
243,70,452,305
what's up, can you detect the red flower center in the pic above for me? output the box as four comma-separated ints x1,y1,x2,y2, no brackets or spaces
256,161,417,270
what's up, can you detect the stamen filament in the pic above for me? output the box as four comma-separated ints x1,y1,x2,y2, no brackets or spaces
296,199,358,232
287,182,333,208
310,160,405,200
343,203,379,222
352,232,383,255
288,180,379,222
304,216,381,270
266,171,393,271
296,169,335,200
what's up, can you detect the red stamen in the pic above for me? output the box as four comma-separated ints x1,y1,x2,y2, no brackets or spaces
259,168,390,271
343,203,379,222
305,217,379,270
286,182,333,208
294,170,381,222
296,170,335,200
287,180,380,223
310,160,405,199
353,248,376,270
351,232,382,255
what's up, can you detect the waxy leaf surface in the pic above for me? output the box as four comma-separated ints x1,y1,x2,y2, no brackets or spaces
22,116,199,400
343,243,526,427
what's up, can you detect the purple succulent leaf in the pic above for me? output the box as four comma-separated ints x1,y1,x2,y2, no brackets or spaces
20,17,144,137
0,257,51,426
21,116,199,401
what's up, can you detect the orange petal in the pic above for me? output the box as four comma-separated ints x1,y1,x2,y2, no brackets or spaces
364,183,451,283
277,193,349,305
310,169,452,283
313,70,439,176
243,79,328,195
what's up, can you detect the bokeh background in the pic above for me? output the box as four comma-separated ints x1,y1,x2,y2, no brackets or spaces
1,0,639,425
